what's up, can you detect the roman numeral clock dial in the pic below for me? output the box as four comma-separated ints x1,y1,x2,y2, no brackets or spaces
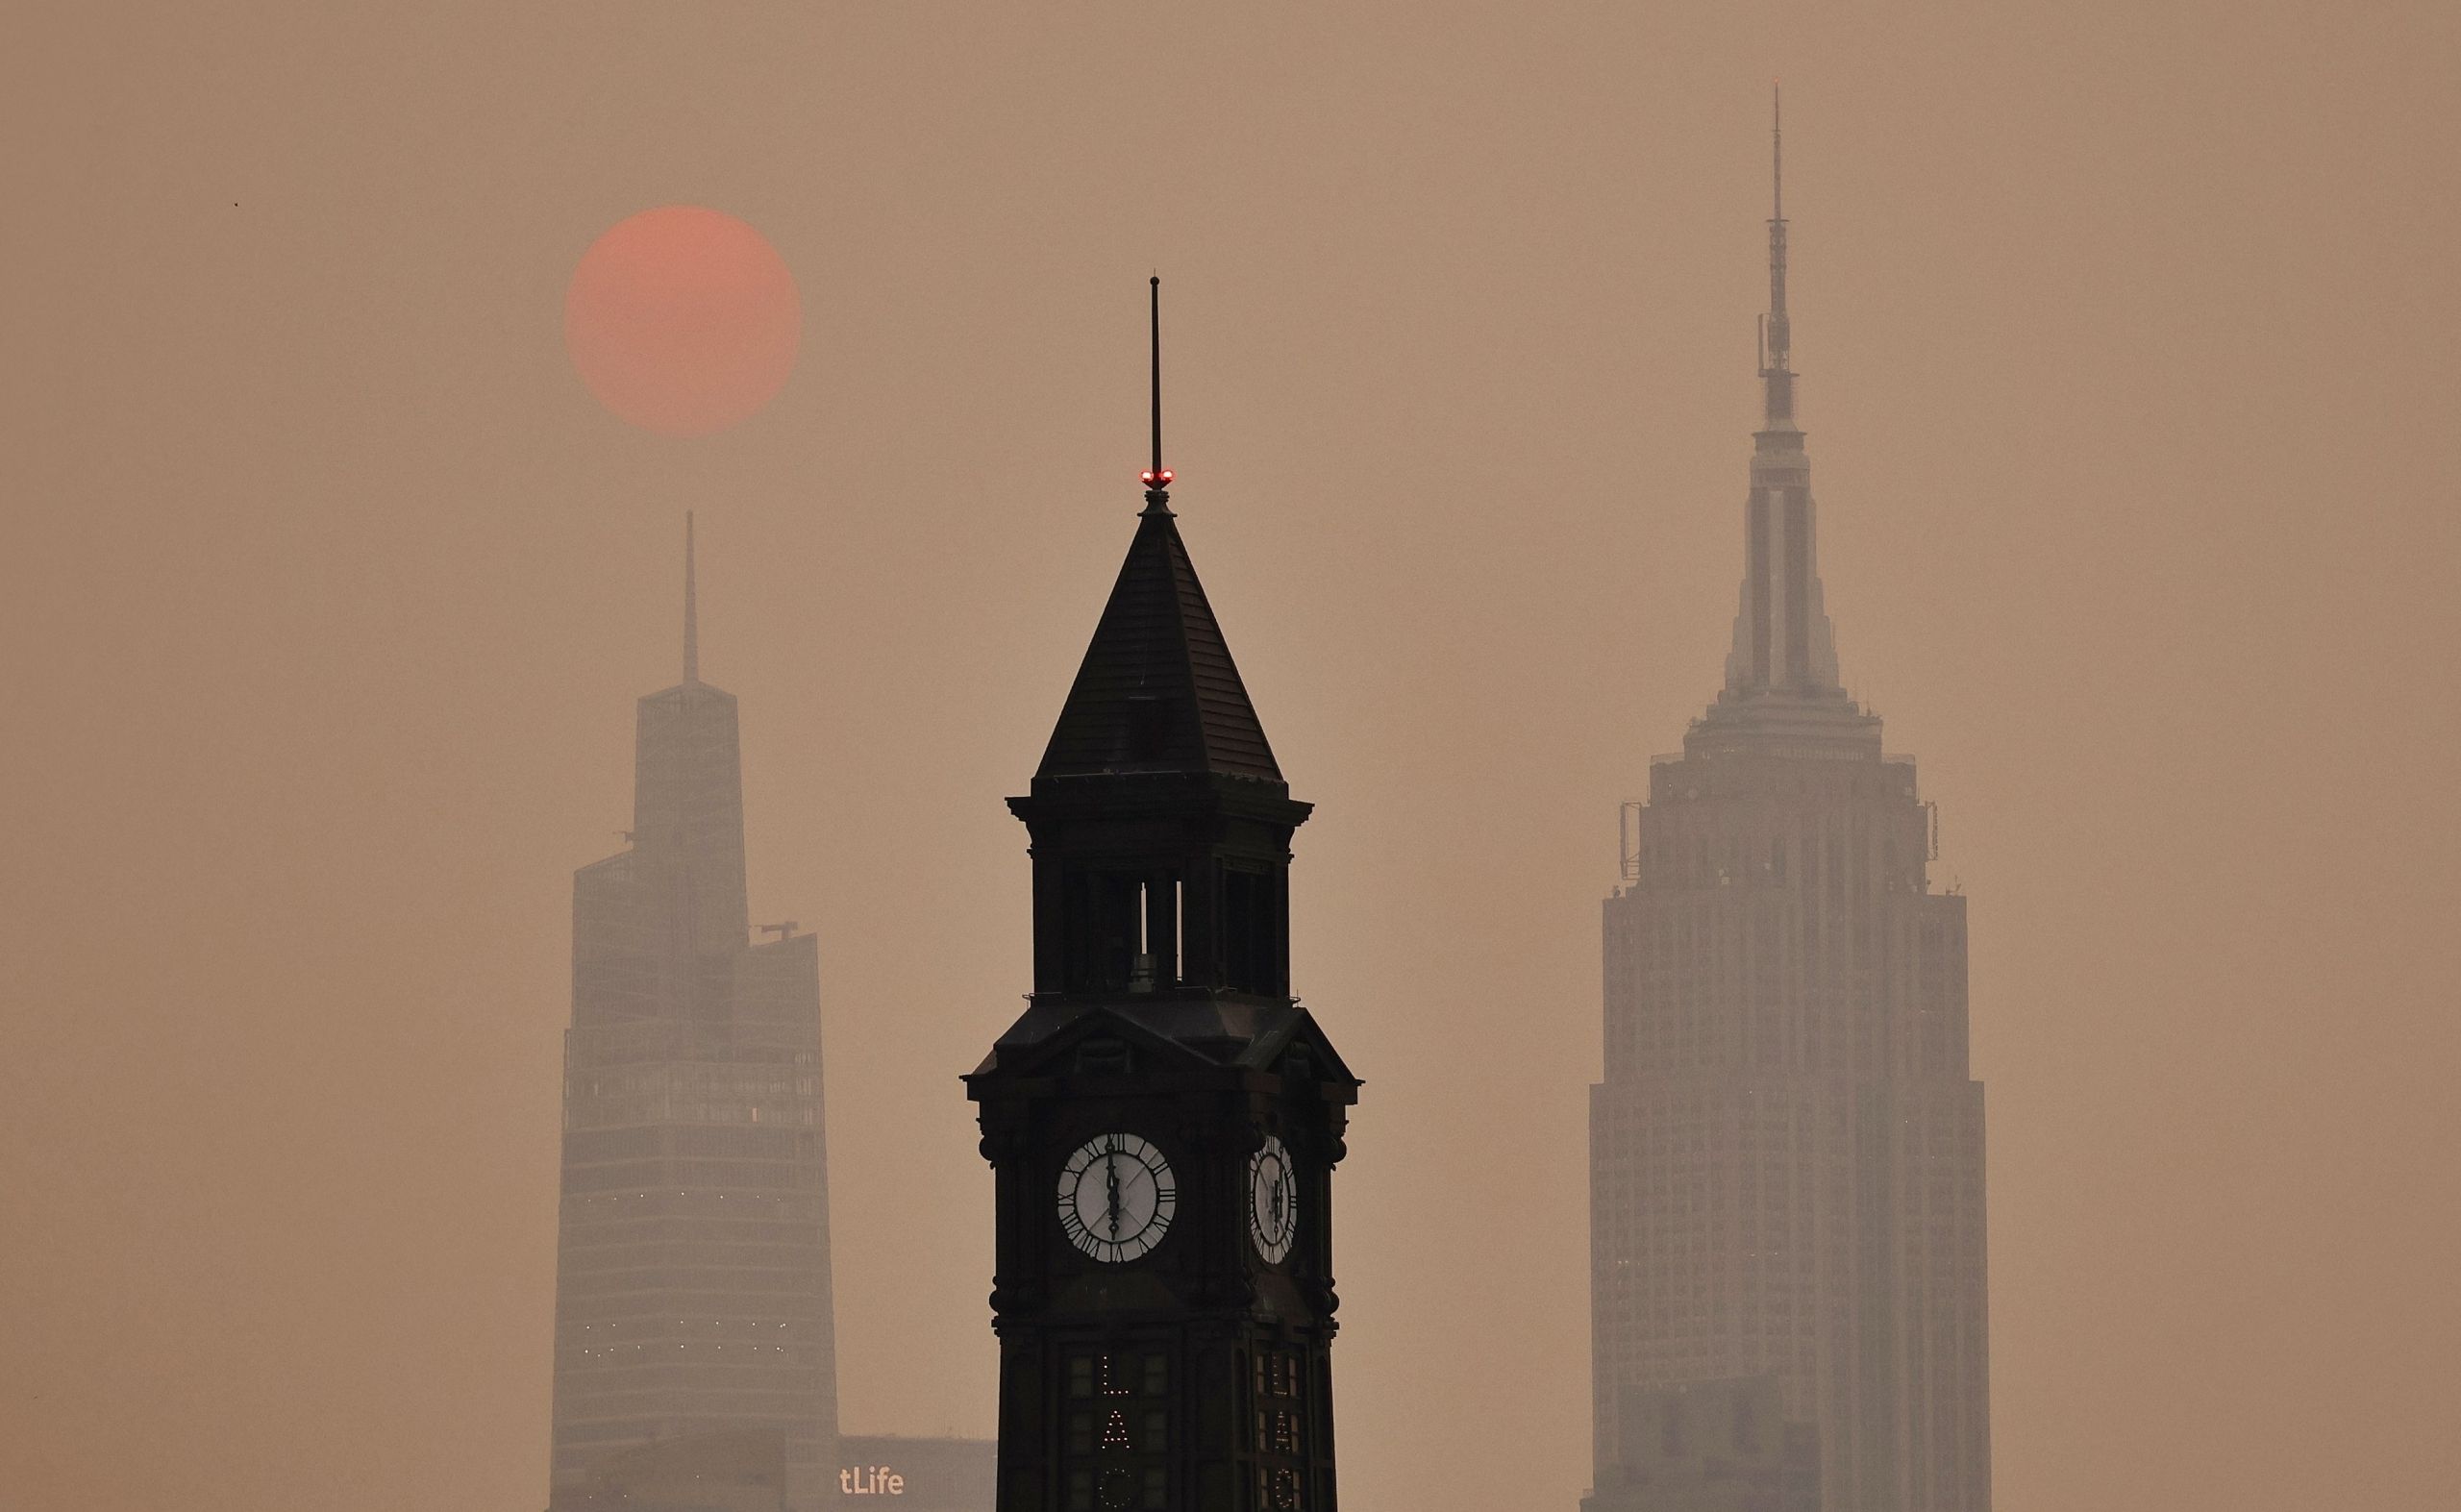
1056,1133,1176,1263
1249,1135,1298,1264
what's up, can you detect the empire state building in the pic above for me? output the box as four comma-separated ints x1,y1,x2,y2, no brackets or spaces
1587,104,1992,1512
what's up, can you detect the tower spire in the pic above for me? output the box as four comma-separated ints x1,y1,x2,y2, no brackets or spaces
1773,80,1783,219
1718,91,1854,717
1760,83,1794,426
682,510,700,685
1138,276,1175,515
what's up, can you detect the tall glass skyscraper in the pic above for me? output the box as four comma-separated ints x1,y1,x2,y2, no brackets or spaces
550,518,839,1511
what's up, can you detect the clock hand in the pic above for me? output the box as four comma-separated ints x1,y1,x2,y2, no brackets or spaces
1106,1153,1123,1237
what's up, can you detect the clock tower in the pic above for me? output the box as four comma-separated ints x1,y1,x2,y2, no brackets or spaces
967,281,1359,1512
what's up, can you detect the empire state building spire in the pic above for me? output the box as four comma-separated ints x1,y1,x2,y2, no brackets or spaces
1761,85,1795,427
1713,88,1860,731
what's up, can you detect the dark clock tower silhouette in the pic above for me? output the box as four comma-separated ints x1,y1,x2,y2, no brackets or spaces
968,281,1359,1512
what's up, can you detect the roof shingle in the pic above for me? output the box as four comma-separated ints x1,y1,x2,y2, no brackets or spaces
1035,504,1281,782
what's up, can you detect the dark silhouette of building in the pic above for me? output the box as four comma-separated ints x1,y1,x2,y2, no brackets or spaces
551,518,839,1511
1588,100,1991,1512
968,282,1359,1512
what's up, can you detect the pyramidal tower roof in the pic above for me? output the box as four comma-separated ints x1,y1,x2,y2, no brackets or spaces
1033,507,1281,781
1034,279,1281,784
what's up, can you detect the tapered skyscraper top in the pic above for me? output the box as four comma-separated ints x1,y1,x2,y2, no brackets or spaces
617,517,749,959
1709,92,1864,743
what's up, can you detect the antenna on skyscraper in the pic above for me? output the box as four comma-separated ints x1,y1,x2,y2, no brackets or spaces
1772,79,1782,221
682,510,700,684
1759,83,1795,422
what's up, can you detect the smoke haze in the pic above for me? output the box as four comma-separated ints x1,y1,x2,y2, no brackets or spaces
3,5,2455,1511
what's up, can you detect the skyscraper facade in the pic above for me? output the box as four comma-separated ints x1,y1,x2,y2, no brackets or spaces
1588,109,1990,1512
550,519,839,1512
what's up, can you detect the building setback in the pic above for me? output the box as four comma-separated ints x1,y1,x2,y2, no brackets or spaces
1588,101,1991,1512
549,517,839,1512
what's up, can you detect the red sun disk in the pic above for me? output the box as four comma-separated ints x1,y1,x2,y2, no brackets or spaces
564,206,802,438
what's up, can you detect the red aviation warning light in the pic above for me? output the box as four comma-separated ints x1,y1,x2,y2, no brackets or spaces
1139,468,1174,487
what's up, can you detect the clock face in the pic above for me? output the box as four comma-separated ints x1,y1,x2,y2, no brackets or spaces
1057,1133,1176,1263
1248,1135,1298,1264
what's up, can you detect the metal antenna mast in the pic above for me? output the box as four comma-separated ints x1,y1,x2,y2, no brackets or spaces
1760,84,1796,425
682,510,700,684
1140,276,1175,513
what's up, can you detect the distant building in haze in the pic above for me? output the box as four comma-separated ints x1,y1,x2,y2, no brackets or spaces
558,1428,794,1512
1584,1376,1819,1512
550,517,840,1512
1588,102,1992,1512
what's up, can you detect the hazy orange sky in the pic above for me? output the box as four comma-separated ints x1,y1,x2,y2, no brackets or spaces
4,5,2457,1511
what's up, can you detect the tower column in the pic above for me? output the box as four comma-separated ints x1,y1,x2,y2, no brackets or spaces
971,282,1358,1512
